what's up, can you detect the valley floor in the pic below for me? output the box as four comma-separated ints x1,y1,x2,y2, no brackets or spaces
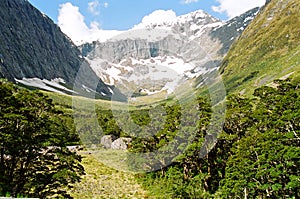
70,153,148,199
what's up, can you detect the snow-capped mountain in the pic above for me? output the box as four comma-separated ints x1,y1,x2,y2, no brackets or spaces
0,0,261,101
79,7,260,97
132,10,222,34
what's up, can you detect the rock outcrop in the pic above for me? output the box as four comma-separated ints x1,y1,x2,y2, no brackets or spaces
111,138,132,150
100,135,117,149
81,8,260,95
100,135,132,150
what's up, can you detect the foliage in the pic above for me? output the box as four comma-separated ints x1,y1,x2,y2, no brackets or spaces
218,79,300,198
129,97,215,198
128,79,300,198
0,80,84,198
97,109,123,137
14,78,300,199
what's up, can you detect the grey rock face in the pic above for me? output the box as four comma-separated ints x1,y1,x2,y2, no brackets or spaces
111,138,132,150
0,0,119,99
81,8,260,94
100,135,117,149
210,7,260,55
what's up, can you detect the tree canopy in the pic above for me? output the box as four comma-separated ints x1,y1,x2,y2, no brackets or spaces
127,79,300,198
0,80,84,198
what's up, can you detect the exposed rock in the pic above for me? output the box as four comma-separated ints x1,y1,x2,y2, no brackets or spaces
111,138,132,150
66,145,83,152
100,135,117,149
0,0,124,99
90,144,98,149
210,7,260,55
82,8,260,94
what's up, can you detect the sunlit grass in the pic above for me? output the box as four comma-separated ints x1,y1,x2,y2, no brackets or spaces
70,153,148,199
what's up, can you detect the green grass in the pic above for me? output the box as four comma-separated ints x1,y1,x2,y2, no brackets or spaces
70,153,148,199
88,149,133,172
43,89,175,112
220,0,300,96
43,91,131,111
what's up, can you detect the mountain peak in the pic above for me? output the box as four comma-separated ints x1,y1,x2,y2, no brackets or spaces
132,10,177,30
132,9,220,30
81,8,259,97
177,9,219,24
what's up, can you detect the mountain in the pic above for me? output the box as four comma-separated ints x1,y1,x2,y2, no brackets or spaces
0,0,120,99
220,0,300,95
80,8,259,97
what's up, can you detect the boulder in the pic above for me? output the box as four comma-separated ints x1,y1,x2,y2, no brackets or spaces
100,135,117,149
111,137,132,150
66,145,82,152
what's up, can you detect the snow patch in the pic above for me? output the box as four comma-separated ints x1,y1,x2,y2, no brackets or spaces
244,16,254,23
237,26,244,31
15,78,76,94
108,87,114,94
82,84,98,93
110,29,178,42
128,56,195,75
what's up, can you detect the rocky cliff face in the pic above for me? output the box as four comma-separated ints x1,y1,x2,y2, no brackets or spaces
210,7,260,55
0,0,118,99
80,8,260,96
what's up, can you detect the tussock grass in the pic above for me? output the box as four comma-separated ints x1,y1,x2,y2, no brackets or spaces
70,153,148,199
220,0,300,95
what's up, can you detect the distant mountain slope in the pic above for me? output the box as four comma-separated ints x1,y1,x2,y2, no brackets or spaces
220,0,300,94
210,7,260,55
0,0,118,99
80,8,259,97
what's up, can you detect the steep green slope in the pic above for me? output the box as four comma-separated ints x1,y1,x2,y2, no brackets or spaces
220,0,300,95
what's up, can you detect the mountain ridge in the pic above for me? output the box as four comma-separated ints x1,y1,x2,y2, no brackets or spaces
80,7,260,97
0,0,120,99
220,0,300,95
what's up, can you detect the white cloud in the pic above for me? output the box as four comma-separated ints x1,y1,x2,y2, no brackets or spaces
182,0,199,4
212,0,265,18
133,10,177,29
88,1,100,15
58,3,90,44
103,2,109,8
58,2,122,45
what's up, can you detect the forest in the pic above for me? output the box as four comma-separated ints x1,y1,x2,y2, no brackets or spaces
0,79,84,198
0,78,299,198
92,78,300,198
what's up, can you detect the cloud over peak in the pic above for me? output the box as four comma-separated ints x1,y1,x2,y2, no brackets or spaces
58,2,121,45
212,0,265,18
133,10,177,29
58,2,90,43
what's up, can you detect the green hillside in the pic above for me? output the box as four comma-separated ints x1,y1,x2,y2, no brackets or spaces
220,0,300,95
2,0,300,198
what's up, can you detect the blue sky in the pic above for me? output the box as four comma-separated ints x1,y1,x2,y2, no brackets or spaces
28,0,265,30
27,0,265,45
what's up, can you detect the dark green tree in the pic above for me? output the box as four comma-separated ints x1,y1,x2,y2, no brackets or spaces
132,97,216,198
218,79,300,198
0,80,84,198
